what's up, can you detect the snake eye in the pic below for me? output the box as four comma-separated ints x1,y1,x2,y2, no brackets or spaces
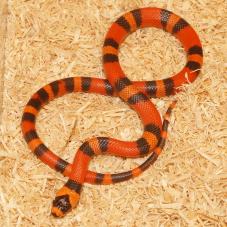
52,195,72,213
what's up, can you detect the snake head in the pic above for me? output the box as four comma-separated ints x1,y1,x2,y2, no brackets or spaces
51,195,72,217
51,185,80,217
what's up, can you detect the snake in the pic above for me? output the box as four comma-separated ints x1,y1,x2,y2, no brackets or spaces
21,7,203,217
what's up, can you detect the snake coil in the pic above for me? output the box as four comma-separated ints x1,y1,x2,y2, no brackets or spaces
21,7,203,217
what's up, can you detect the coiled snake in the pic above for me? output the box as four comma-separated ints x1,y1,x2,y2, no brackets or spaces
21,7,203,217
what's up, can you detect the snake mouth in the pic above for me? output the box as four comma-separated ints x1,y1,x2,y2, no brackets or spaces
51,194,72,217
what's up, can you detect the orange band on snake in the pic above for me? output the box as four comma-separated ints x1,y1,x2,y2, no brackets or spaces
21,8,203,217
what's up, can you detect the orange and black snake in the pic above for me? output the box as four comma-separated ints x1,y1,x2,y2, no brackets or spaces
21,8,203,217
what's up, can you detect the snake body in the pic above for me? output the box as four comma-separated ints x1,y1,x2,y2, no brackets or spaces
21,8,203,217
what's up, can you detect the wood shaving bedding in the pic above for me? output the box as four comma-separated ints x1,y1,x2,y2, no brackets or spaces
0,0,226,226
